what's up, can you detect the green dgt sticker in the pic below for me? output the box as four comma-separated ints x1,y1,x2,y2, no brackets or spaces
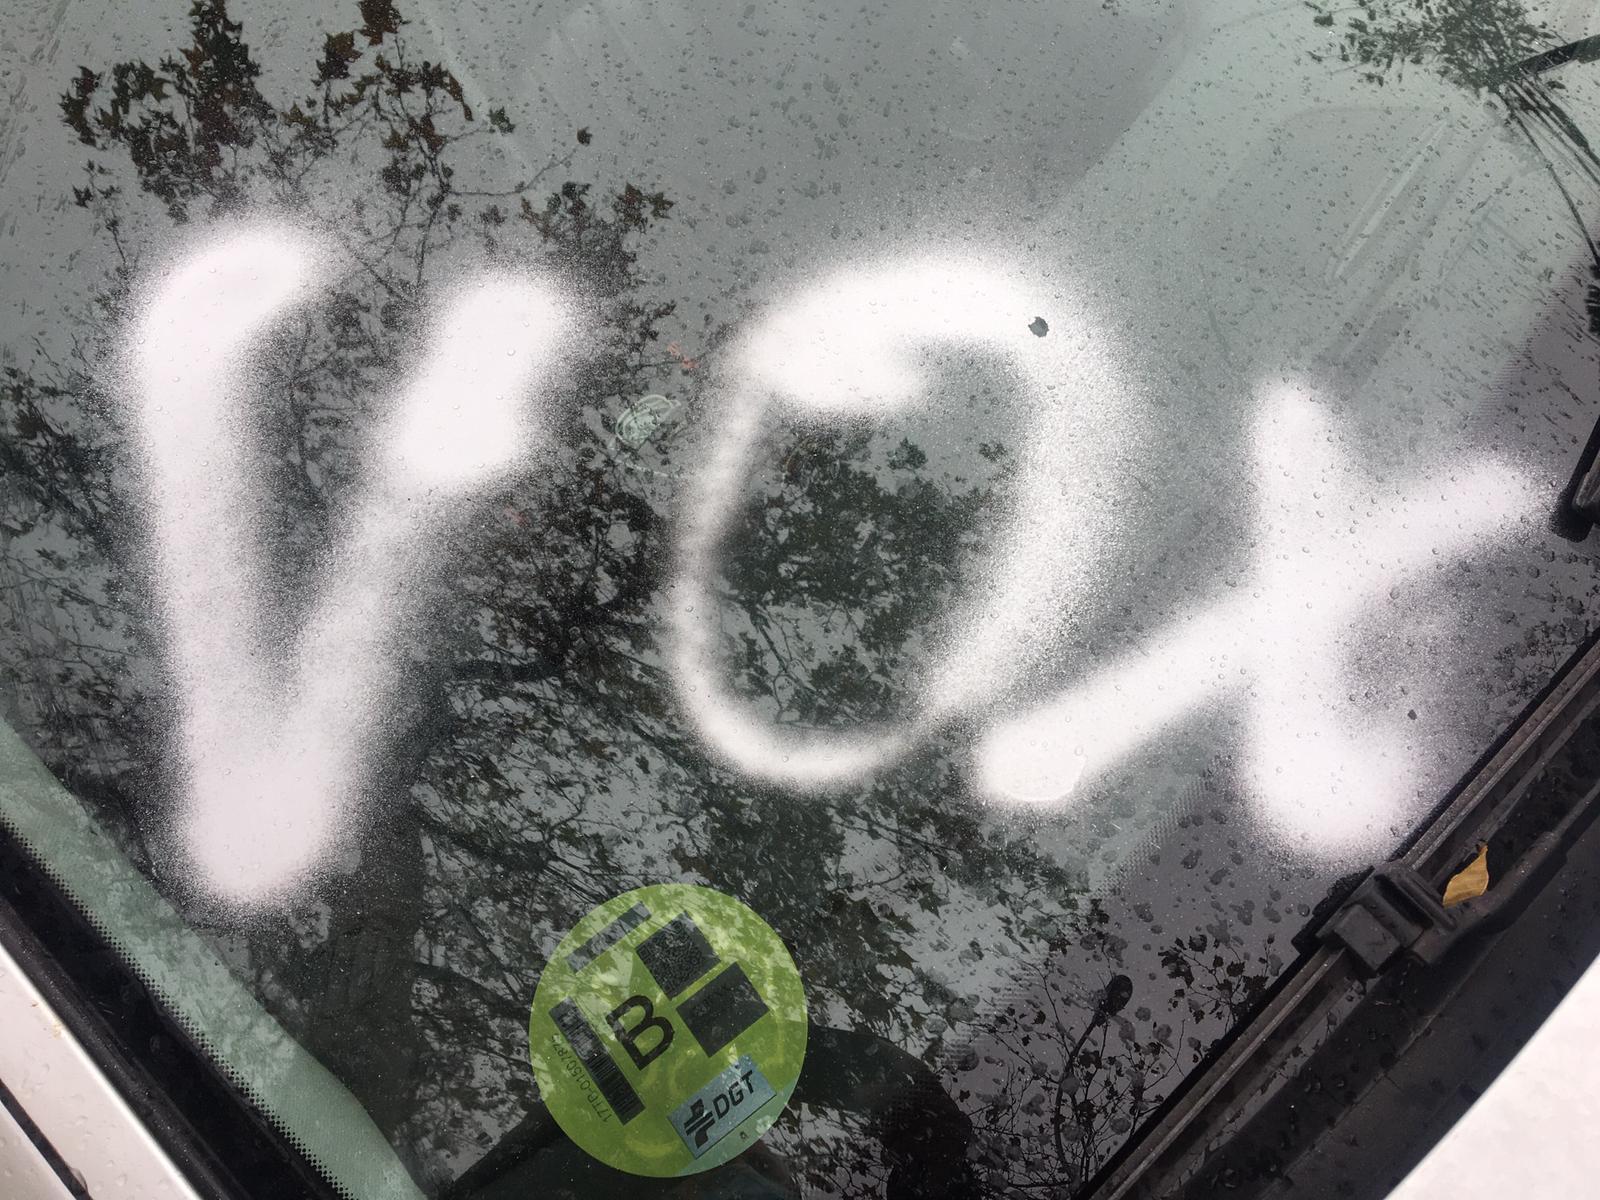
529,884,808,1176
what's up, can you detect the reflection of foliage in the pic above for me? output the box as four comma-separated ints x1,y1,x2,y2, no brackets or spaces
953,904,1277,1194
965,935,1174,1191
0,2,1294,1195
717,429,1010,729
11,0,683,1170
1160,925,1279,1031
1306,0,1553,91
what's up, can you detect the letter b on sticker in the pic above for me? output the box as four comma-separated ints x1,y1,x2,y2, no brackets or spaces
529,884,807,1177
608,995,674,1069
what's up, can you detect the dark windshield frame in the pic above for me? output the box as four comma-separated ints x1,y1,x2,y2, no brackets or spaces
0,831,341,1200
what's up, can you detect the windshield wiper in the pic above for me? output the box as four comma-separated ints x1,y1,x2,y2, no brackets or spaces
1507,34,1600,79
1083,624,1600,1199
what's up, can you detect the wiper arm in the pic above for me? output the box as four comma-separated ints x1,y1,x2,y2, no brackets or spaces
1498,34,1600,540
1086,623,1600,1199
1505,34,1600,80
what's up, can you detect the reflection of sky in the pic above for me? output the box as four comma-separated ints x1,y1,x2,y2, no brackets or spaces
391,0,1187,322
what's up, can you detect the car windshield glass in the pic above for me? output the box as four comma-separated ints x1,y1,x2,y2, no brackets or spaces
2,1,1599,1196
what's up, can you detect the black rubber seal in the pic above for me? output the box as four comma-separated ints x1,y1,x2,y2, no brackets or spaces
0,826,343,1200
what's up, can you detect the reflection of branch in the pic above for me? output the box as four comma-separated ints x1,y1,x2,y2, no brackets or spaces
1500,85,1600,270
1484,33,1600,271
415,1008,528,1075
1051,1015,1101,1170
451,654,562,687
413,961,525,1023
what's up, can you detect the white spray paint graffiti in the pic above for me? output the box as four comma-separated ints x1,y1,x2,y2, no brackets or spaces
976,382,1534,850
132,228,571,904
128,230,1538,902
665,257,1141,786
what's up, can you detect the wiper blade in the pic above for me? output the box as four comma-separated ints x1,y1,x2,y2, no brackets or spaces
1085,624,1600,1199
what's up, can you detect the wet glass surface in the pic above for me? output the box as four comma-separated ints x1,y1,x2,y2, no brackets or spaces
2,0,1600,1195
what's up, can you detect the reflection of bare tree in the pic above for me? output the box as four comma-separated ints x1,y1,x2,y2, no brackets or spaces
0,2,1296,1196
11,0,687,1167
950,900,1279,1195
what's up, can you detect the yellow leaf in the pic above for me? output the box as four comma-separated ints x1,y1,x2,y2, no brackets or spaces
1442,843,1490,908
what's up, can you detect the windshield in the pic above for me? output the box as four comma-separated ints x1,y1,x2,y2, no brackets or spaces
2,0,1599,1196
